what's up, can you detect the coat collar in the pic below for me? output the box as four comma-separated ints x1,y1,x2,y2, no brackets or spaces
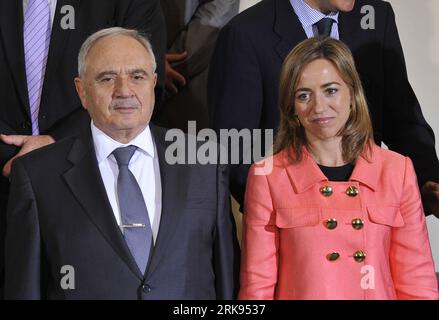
273,0,308,59
43,0,80,85
338,0,368,51
350,144,382,191
280,144,382,193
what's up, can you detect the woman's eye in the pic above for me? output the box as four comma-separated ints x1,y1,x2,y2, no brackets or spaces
297,93,310,101
326,87,338,95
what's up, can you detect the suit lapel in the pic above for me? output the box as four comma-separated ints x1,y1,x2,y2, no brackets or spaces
0,0,29,114
338,3,365,54
145,124,190,279
42,0,80,93
63,131,143,280
274,0,307,60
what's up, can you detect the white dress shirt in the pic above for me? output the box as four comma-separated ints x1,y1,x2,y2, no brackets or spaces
91,122,162,243
290,0,340,39
23,0,58,26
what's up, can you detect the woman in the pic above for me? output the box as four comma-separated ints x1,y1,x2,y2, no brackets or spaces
239,37,438,300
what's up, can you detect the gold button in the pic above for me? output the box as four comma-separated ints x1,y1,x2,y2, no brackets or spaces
325,218,338,230
326,252,340,261
320,185,333,197
346,186,359,197
353,250,366,262
352,218,364,230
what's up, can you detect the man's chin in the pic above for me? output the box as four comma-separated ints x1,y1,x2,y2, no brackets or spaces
328,0,356,13
340,0,355,12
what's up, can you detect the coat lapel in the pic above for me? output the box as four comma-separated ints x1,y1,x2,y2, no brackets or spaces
62,131,143,280
338,3,366,54
349,144,382,191
283,145,382,193
42,0,80,97
274,0,307,60
145,124,190,279
282,148,328,194
45,0,80,72
0,0,29,114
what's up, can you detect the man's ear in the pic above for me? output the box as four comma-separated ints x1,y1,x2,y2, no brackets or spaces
74,77,87,110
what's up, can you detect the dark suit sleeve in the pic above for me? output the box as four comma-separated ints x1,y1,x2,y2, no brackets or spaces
169,0,239,81
122,0,166,108
0,120,20,163
47,107,90,141
207,24,263,208
4,159,42,299
213,164,240,299
381,3,439,188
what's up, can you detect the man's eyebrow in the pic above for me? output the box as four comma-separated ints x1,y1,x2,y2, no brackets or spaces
128,68,150,76
95,69,151,79
95,71,118,80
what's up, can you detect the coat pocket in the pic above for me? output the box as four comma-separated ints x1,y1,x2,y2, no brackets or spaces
367,205,405,228
275,208,320,228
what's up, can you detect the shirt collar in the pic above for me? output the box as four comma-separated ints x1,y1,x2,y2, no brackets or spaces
91,121,155,163
290,0,339,28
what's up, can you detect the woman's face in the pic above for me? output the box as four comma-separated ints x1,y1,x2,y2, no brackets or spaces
294,58,351,144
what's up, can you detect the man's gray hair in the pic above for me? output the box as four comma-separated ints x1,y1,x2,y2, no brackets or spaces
78,27,157,78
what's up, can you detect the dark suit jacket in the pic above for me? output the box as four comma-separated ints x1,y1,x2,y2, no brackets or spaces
4,124,240,299
0,0,166,294
156,0,239,131
0,0,166,153
207,0,439,209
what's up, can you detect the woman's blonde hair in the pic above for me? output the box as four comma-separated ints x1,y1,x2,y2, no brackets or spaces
274,37,373,163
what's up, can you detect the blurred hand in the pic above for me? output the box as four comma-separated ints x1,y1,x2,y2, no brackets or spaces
165,51,187,95
421,181,439,218
0,134,55,177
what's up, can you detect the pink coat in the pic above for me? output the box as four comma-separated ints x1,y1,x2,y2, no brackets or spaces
239,145,439,300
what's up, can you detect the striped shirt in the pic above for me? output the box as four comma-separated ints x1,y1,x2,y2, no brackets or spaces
290,0,339,39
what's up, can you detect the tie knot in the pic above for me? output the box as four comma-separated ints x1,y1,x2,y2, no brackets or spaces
315,18,334,37
113,145,137,167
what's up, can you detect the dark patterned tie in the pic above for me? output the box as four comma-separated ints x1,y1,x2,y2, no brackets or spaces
113,146,153,274
315,18,334,37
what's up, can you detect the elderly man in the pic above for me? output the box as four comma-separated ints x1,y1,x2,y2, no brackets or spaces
0,0,166,297
4,27,239,300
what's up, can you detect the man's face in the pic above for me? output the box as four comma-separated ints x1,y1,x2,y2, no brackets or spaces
306,0,355,13
75,35,157,143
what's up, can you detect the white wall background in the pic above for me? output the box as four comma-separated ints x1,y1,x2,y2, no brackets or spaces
237,0,439,270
